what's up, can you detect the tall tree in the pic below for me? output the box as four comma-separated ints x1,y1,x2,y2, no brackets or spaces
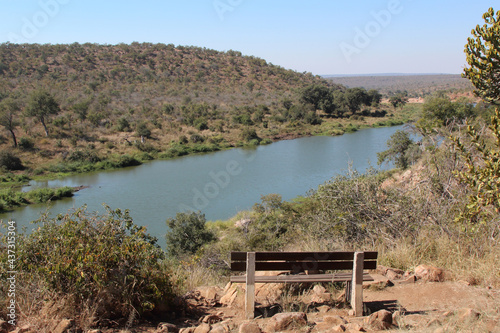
463,7,500,104
25,90,60,137
453,7,500,225
0,97,20,147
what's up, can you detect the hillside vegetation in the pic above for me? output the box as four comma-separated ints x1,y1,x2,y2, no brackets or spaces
326,74,473,98
0,43,413,184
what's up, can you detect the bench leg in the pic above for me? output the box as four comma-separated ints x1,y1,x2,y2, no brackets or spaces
245,252,256,319
351,251,364,316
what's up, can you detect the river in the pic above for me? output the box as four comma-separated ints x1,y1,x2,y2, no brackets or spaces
0,125,404,243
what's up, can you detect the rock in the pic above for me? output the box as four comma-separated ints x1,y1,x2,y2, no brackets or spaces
386,269,402,280
238,322,262,333
365,310,393,330
53,319,74,333
193,323,211,333
458,308,480,323
313,285,327,295
201,314,223,324
398,274,416,284
267,312,308,332
220,284,240,307
345,322,366,332
316,305,331,313
210,323,230,333
197,286,220,302
330,325,346,332
414,265,445,282
179,328,196,333
157,322,179,333
324,315,348,326
87,330,101,333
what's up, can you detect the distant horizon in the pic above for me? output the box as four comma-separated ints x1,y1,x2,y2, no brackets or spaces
322,73,464,78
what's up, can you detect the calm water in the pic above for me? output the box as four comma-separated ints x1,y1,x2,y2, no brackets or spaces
1,125,403,243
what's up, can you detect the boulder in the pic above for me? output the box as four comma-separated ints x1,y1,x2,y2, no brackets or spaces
238,322,262,333
324,315,348,326
266,312,308,332
414,265,445,282
193,323,211,333
365,310,393,330
210,323,230,333
196,286,220,302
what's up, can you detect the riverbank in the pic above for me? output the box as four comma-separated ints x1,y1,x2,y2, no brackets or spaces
2,102,417,184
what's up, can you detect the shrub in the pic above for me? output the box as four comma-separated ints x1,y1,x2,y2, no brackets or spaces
166,212,216,257
17,206,175,320
0,151,24,170
18,137,35,150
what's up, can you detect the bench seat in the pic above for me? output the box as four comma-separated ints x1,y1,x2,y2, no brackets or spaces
230,272,374,284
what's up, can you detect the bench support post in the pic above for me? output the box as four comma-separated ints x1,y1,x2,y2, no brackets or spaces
351,251,364,316
245,252,256,319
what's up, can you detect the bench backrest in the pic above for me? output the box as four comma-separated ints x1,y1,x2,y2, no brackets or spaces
231,251,378,273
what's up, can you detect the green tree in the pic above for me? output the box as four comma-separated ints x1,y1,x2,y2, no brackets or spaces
0,97,20,147
389,93,408,109
344,87,369,114
377,130,421,169
300,84,332,110
25,90,60,136
136,121,151,140
165,212,216,257
452,7,500,224
463,7,500,104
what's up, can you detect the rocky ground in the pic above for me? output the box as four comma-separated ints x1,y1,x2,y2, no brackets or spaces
2,265,499,333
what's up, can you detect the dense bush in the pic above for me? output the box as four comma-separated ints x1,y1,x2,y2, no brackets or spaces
16,206,175,320
0,151,23,170
166,212,216,257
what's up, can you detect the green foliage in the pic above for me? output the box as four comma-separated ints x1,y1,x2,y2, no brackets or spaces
389,93,409,109
463,7,500,103
377,130,421,169
136,121,151,139
240,127,260,142
452,108,500,224
25,90,60,136
0,97,20,147
166,212,216,257
419,93,475,129
18,206,174,318
0,186,73,212
116,117,131,132
0,150,23,171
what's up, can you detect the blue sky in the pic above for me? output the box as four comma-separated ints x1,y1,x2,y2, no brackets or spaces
0,0,496,75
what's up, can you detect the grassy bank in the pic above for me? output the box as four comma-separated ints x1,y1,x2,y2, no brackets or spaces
0,186,74,213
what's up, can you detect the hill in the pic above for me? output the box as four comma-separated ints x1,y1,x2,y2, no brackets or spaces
324,74,473,98
0,42,412,183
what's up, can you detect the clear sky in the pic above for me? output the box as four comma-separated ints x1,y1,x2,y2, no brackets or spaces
0,0,495,75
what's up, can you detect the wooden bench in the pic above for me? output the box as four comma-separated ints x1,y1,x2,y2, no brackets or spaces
230,251,378,319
